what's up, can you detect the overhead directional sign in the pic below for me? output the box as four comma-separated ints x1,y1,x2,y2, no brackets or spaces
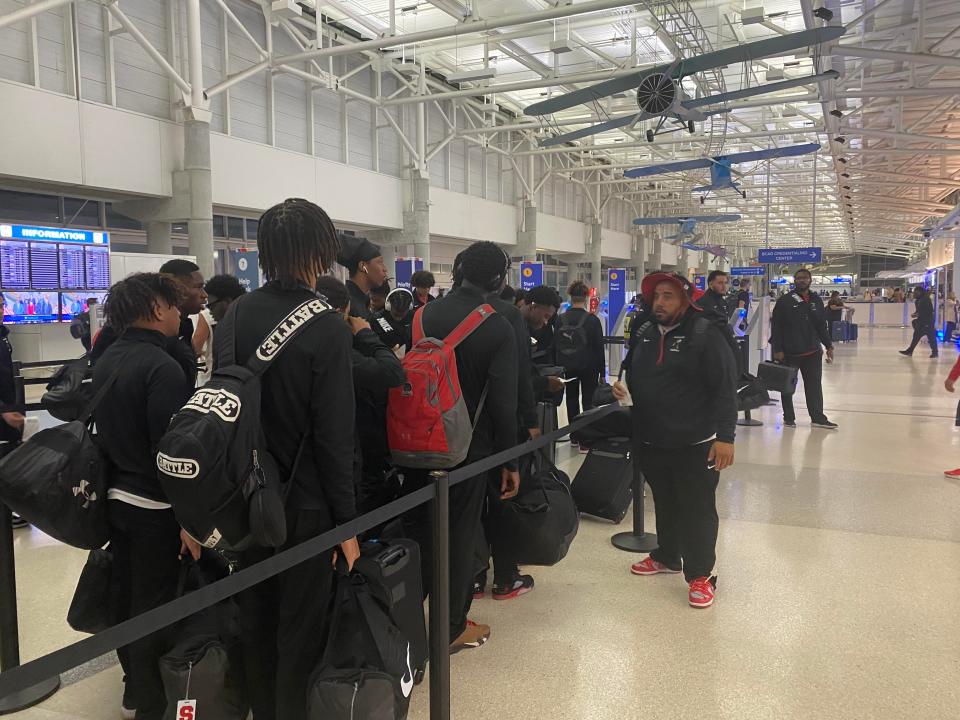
757,247,822,264
731,266,765,276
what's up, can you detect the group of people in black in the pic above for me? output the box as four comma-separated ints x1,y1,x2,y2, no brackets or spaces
66,198,616,720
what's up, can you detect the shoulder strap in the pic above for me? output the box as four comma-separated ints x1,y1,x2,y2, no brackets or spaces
82,360,126,424
619,320,653,380
412,305,426,345
220,295,335,377
443,304,497,349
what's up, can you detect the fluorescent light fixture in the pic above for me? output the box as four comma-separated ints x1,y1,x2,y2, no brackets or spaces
447,67,498,83
742,7,765,25
550,39,575,54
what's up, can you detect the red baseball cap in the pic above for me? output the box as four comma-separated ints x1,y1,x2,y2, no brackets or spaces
640,272,703,310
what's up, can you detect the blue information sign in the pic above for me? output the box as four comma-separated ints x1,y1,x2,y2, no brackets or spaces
694,275,706,291
757,247,822,264
607,268,627,335
394,258,424,290
520,261,543,291
731,266,766,276
229,250,261,291
0,223,108,246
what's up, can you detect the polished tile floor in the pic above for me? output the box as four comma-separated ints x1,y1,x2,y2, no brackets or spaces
5,327,960,719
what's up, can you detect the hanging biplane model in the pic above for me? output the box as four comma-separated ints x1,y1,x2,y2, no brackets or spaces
624,143,821,202
524,26,844,147
632,214,741,243
680,242,730,260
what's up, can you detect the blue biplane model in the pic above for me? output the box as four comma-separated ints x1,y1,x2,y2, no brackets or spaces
624,143,821,202
632,214,741,243
525,27,844,147
680,242,729,260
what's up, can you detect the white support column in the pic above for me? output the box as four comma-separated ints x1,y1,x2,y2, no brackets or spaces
517,203,537,261
649,236,663,271
588,219,602,291
185,0,214,278
629,230,645,293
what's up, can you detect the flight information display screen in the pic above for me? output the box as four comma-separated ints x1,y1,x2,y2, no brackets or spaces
29,243,60,289
84,246,110,289
0,225,110,323
0,242,30,289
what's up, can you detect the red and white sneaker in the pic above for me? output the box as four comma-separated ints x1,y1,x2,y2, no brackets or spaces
631,556,681,576
688,577,716,608
944,468,960,478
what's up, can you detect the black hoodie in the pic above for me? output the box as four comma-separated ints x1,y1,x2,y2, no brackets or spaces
626,308,738,447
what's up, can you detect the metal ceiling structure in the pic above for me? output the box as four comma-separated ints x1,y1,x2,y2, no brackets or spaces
4,0,960,259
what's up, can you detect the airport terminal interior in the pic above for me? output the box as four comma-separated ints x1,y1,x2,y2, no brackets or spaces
0,0,959,717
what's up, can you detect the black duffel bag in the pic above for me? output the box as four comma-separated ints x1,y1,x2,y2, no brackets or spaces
41,355,92,422
160,559,247,720
308,571,414,720
495,450,579,567
0,364,122,549
67,546,115,633
736,372,770,412
569,404,632,448
757,361,799,396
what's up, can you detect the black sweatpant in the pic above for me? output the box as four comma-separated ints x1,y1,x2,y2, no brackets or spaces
481,469,519,587
400,469,486,640
110,501,182,720
780,352,827,424
564,370,599,421
906,323,938,355
637,442,720,582
237,508,335,720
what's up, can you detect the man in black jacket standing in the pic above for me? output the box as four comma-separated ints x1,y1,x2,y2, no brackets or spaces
556,280,605,420
337,235,388,320
613,272,737,609
901,286,939,358
401,241,519,653
771,268,838,429
218,199,359,720
700,270,732,321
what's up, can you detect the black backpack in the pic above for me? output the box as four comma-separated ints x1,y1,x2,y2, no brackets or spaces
41,355,93,422
555,311,590,369
156,296,334,551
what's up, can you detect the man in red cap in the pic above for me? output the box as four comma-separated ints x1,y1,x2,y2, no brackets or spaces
612,271,737,608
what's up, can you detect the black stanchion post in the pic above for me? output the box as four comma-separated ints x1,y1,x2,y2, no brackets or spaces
428,471,450,720
611,458,658,553
736,337,762,427
0,371,60,713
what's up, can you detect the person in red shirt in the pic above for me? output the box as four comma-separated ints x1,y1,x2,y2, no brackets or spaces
943,360,960,477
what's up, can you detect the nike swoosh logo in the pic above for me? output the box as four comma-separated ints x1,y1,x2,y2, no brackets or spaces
400,643,414,698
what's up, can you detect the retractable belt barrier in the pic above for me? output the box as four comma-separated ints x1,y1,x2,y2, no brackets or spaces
0,402,620,711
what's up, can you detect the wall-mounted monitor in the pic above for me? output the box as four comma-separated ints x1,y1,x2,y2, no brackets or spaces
0,224,111,324
59,292,108,322
2,291,60,324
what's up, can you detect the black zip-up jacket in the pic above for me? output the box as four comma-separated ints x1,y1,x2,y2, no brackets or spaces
216,283,356,523
353,327,405,469
771,291,833,356
486,293,537,432
626,309,737,447
699,289,731,322
92,328,193,501
914,295,934,328
91,322,198,385
419,283,519,470
347,279,372,320
0,326,21,443
557,307,605,374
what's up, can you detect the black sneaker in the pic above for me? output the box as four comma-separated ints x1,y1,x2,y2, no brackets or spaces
492,574,534,601
899,350,912,356
472,573,487,600
121,676,136,720
783,419,797,428
811,419,839,430
10,514,27,530
930,353,940,359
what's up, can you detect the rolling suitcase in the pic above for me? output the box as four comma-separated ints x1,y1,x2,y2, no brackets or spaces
849,323,858,341
571,437,633,523
355,538,427,683
831,321,846,343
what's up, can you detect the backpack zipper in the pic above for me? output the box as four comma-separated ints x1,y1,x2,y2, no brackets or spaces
350,680,359,720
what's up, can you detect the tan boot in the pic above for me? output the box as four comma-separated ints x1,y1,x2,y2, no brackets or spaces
450,620,490,654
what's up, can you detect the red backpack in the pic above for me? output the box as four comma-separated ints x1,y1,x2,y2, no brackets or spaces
387,303,496,469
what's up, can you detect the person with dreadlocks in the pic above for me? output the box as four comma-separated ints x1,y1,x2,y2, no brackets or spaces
215,198,358,720
91,273,196,720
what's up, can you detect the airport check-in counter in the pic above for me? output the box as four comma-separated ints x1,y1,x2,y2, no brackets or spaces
845,301,910,327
